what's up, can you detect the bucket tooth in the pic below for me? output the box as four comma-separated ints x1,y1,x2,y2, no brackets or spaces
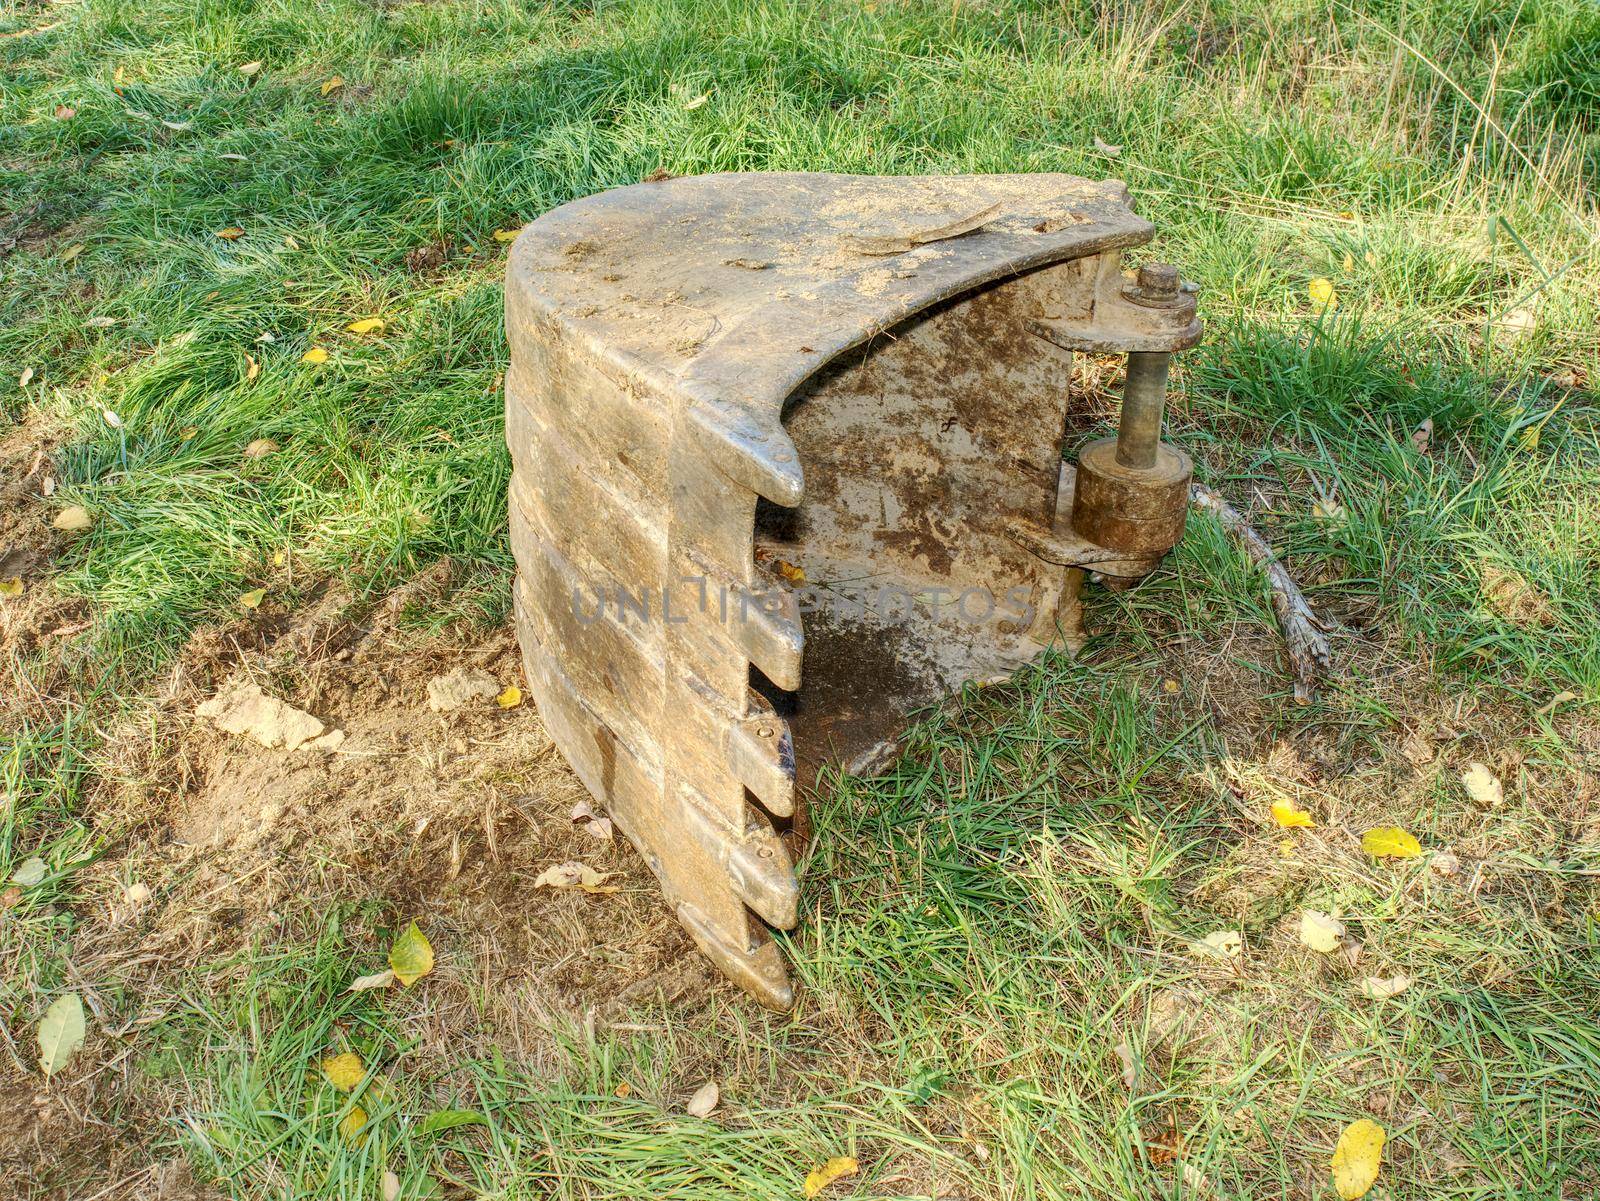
679,547,805,691
677,902,795,1012
728,706,796,818
680,791,800,929
727,582,804,691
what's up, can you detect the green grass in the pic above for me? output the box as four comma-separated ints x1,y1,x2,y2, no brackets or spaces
3,0,1599,1198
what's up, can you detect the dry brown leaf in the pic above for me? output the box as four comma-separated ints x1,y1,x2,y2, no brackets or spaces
1191,929,1242,959
242,438,278,459
1480,563,1553,626
1298,910,1345,953
1460,763,1503,808
348,969,395,992
1112,1042,1137,1089
53,506,93,533
239,61,263,77
1410,417,1432,453
533,861,618,894
216,226,245,240
1537,690,1578,716
685,1080,719,1117
1360,974,1412,1000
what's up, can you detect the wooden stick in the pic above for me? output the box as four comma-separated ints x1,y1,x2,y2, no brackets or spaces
1190,483,1332,704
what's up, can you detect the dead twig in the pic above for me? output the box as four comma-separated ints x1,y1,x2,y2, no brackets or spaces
1190,483,1332,704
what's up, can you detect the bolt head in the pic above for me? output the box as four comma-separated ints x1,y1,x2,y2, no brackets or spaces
1137,262,1180,298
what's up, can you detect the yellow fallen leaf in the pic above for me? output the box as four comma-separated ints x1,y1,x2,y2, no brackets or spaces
1361,826,1423,859
1341,252,1355,273
1298,909,1345,954
321,76,344,97
1308,277,1338,309
388,920,434,987
0,577,22,598
239,61,263,77
1330,1118,1385,1199
338,1104,370,1147
776,559,806,584
1270,800,1315,828
272,549,286,567
60,243,84,264
53,506,93,533
216,227,245,240
804,1156,859,1198
301,347,329,364
322,1052,365,1093
683,93,709,110
1161,678,1180,694
239,588,265,610
492,228,520,242
496,685,522,709
346,317,385,335
613,1081,632,1098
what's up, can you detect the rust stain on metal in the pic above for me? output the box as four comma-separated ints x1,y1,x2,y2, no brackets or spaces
504,172,1202,1009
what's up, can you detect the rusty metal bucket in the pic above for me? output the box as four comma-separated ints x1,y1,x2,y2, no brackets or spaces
504,172,1200,1009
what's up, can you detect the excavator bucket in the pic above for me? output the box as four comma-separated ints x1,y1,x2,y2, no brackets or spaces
504,172,1200,1009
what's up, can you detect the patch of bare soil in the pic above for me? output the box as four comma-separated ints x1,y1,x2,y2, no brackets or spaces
110,574,711,996
3,565,718,1198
